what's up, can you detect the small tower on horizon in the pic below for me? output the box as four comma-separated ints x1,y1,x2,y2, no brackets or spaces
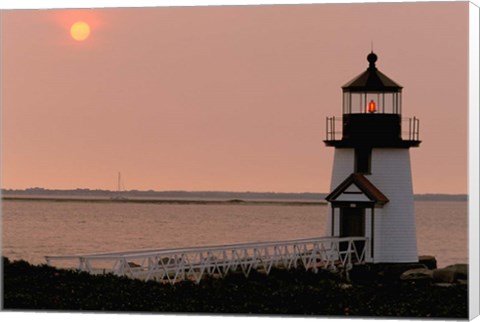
324,52,421,263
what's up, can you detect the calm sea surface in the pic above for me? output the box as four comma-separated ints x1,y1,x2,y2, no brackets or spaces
2,200,467,268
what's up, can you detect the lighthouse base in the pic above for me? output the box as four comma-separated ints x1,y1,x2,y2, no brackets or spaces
327,148,418,263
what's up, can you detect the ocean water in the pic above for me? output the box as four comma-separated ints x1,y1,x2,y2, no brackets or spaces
1,200,467,268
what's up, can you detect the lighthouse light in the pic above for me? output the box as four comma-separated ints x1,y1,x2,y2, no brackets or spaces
368,100,376,113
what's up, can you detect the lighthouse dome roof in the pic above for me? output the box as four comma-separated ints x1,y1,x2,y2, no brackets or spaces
342,52,402,92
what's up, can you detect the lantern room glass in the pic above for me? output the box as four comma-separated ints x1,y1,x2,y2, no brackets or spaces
343,92,402,114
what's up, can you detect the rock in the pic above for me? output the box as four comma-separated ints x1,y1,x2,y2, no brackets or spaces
432,264,468,283
380,263,428,281
444,264,468,279
418,255,437,269
433,268,457,283
400,268,433,281
350,263,428,283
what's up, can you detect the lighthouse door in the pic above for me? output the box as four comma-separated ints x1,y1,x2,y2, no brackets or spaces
339,207,366,254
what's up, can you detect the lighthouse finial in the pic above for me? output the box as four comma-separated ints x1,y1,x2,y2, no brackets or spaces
367,50,377,69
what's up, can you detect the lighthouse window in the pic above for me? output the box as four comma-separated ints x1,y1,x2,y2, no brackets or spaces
355,148,371,173
344,92,402,114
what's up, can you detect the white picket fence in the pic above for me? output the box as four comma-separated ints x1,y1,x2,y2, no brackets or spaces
45,236,368,284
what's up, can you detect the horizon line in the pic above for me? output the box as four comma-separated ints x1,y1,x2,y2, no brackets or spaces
1,187,469,196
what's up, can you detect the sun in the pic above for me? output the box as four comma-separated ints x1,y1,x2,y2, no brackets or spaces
70,21,91,41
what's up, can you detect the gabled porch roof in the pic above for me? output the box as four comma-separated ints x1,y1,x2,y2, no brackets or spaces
326,173,389,205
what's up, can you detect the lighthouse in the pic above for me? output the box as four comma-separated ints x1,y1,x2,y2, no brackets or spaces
324,52,421,263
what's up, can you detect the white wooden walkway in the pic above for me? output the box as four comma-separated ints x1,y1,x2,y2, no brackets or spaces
46,236,368,284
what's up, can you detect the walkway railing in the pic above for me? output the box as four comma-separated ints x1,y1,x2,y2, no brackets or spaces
45,236,368,284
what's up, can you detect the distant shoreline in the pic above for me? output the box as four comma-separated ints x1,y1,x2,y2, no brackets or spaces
1,196,328,206
1,188,468,202
1,195,468,205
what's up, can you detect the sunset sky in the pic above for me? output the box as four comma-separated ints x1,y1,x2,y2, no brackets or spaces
2,2,469,194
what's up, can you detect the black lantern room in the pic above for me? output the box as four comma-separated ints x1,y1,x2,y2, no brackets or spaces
325,52,421,149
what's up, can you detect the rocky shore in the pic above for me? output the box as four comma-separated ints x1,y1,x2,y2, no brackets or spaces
349,256,468,286
2,257,467,318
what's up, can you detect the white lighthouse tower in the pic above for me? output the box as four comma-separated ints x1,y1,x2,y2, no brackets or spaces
324,52,421,263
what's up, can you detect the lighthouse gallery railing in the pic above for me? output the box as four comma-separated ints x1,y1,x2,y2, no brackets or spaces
46,236,368,284
325,116,420,141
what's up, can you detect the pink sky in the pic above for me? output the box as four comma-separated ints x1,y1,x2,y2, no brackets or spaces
2,2,469,194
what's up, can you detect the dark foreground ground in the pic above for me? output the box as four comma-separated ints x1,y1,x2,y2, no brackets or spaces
2,257,467,318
